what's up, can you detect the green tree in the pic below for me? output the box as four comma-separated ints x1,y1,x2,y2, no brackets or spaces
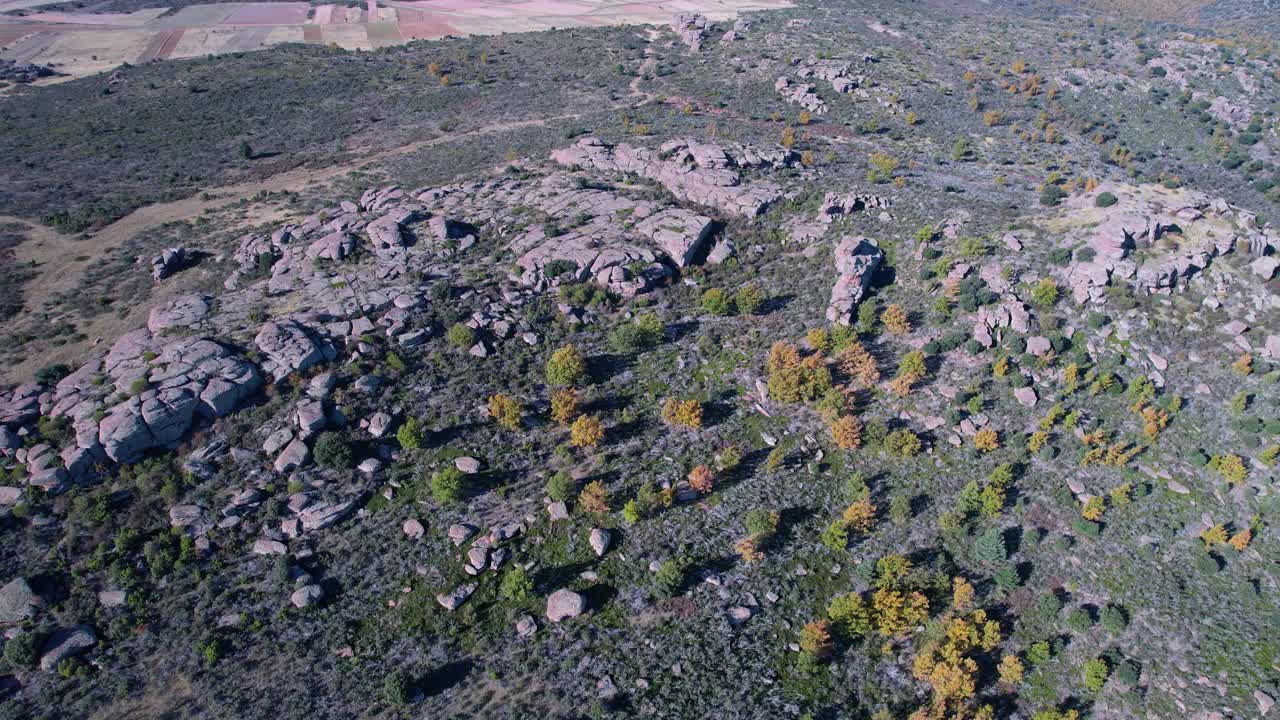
701,288,734,316
430,467,465,504
313,432,354,470
396,417,425,450
545,344,587,386
499,565,534,604
735,284,765,315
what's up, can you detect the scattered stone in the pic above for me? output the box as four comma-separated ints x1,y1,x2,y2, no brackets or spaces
290,584,324,609
455,456,482,474
1014,387,1038,408
403,518,425,540
589,528,612,557
515,615,537,637
448,524,477,545
436,583,476,611
547,501,569,521
253,539,287,556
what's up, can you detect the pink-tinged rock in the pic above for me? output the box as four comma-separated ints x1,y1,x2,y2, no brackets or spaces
1014,387,1038,408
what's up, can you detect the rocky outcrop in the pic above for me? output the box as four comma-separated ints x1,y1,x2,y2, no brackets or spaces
255,320,337,382
147,294,211,334
151,247,187,282
971,299,1031,348
551,137,788,218
670,13,709,51
826,237,884,325
775,77,827,114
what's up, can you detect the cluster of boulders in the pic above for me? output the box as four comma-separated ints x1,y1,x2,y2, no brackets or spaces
776,55,873,114
551,136,790,218
720,17,750,43
826,236,884,326
790,189,892,244
1057,185,1278,303
435,519,522,610
150,247,187,282
1,577,98,672
970,298,1032,349
774,76,826,114
670,13,709,52
794,56,869,95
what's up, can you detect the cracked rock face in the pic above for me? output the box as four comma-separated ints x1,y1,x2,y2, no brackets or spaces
551,137,789,218
826,237,884,326
255,320,338,382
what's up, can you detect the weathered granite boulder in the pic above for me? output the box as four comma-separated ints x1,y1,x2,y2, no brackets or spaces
39,625,96,671
826,237,884,325
546,588,587,622
151,247,187,282
255,320,337,381
0,577,38,623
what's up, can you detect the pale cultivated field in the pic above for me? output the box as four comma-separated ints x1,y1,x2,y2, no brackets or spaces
1,0,791,82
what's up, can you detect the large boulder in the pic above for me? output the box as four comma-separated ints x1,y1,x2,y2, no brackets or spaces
0,577,38,623
546,588,586,623
826,237,884,325
39,625,96,671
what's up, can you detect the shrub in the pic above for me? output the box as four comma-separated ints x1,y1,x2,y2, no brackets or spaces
313,432,354,470
744,509,780,539
34,364,71,386
830,415,864,450
881,304,911,335
1065,607,1093,633
609,313,664,353
550,387,580,425
1082,657,1109,693
973,428,999,452
661,398,703,429
766,341,832,403
1215,454,1248,485
446,323,475,349
653,556,689,597
998,655,1025,686
578,480,610,514
430,467,465,504
688,464,715,494
546,471,576,502
384,669,413,706
821,521,849,552
884,429,922,457
396,417,425,450
1099,605,1128,634
569,414,605,449
1095,191,1118,207
800,620,835,659
3,632,39,668
1030,278,1059,307
546,344,587,386
487,393,523,431
1040,184,1065,206
735,284,765,315
843,498,877,534
828,593,871,638
974,526,1007,566
498,564,534,604
701,288,734,316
